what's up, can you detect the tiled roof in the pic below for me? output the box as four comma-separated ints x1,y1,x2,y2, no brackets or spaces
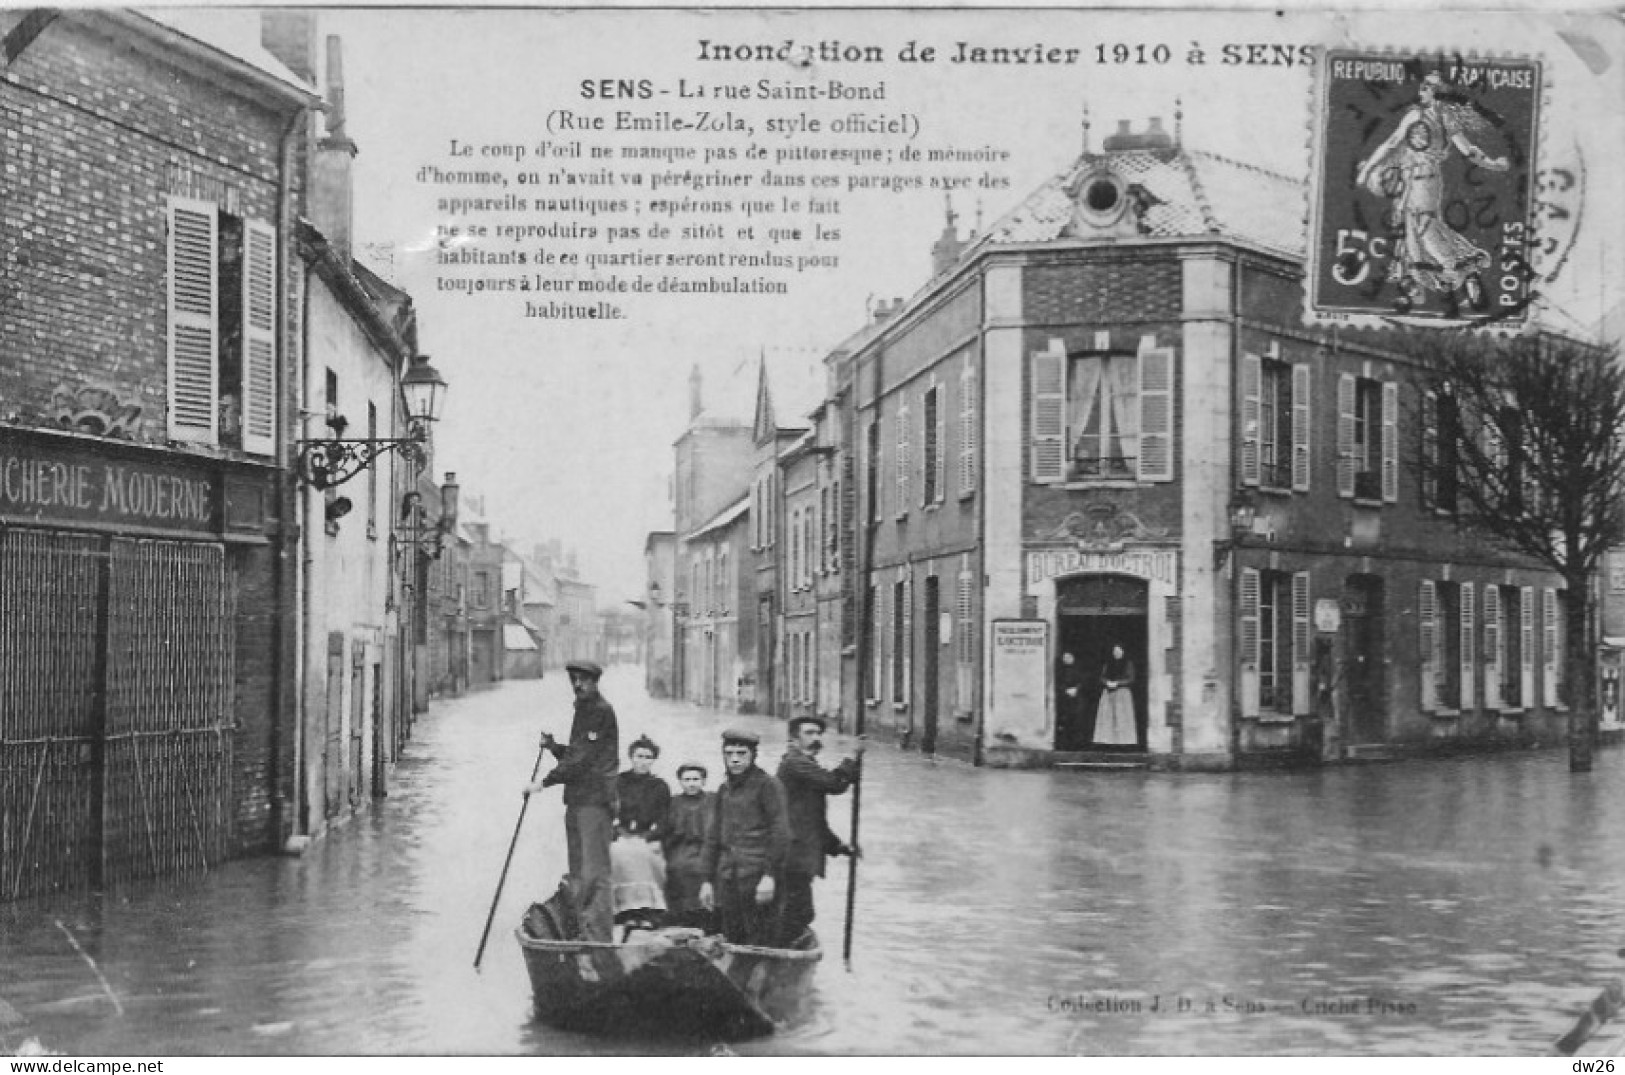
975,146,1306,260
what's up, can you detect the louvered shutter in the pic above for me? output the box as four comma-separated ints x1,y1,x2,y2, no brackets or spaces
956,563,974,714
902,574,913,704
1544,589,1560,707
1460,583,1475,710
1337,373,1356,498
167,196,219,444
1240,568,1260,717
1521,586,1536,709
1031,341,1066,482
1292,571,1312,715
1421,392,1438,508
959,363,977,494
1420,580,1437,711
1138,339,1174,482
895,400,911,514
1240,353,1262,487
1381,381,1400,502
241,219,278,456
934,385,946,504
1292,364,1312,492
1484,585,1502,710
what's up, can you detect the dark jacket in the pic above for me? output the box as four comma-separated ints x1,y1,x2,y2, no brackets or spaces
776,743,856,878
663,790,712,872
616,770,671,837
540,693,619,807
700,764,789,883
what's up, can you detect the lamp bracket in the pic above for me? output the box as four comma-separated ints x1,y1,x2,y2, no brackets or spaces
298,429,428,490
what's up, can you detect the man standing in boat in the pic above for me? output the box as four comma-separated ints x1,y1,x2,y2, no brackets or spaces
525,659,619,944
776,716,861,947
699,729,790,947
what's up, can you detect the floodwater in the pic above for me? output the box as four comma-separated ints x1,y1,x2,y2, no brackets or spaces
1,672,1623,1056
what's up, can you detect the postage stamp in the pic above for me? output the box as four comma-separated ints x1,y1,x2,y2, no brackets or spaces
1306,51,1544,326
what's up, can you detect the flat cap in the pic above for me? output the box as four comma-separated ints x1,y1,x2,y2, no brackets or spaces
721,728,759,746
676,762,708,779
565,659,603,680
788,715,827,735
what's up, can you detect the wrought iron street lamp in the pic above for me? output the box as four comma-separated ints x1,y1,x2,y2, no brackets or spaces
298,356,448,489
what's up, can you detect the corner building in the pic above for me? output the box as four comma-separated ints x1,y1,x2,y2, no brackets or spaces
852,119,1567,769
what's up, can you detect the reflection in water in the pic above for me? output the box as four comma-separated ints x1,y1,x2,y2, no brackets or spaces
1,676,1622,1055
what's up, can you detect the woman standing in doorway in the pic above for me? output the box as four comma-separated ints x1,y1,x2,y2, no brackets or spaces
1093,644,1137,747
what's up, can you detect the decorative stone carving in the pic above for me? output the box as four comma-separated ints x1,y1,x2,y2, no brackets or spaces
1048,502,1170,550
50,383,144,439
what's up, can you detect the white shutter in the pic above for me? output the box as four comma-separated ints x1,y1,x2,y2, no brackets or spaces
1484,585,1502,710
1292,571,1312,716
895,399,911,514
1337,373,1356,498
956,562,974,714
1031,341,1066,482
1421,391,1439,509
1381,380,1400,503
1521,586,1536,710
901,574,913,704
1138,340,1174,482
1544,588,1560,707
1460,583,1475,711
1240,568,1261,718
959,362,977,494
167,196,219,444
1420,580,1437,711
934,384,946,504
1292,364,1312,492
1240,352,1262,487
241,219,278,456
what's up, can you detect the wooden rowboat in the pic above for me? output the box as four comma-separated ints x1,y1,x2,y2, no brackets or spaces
516,899,822,1040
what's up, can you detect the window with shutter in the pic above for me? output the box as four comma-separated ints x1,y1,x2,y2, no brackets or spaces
934,383,946,504
922,385,940,506
1460,583,1475,710
895,400,911,515
1381,380,1400,502
241,220,277,456
1138,340,1173,482
1337,373,1356,498
1520,585,1536,710
959,362,977,495
1544,588,1560,707
1031,342,1066,482
1420,580,1437,711
1484,584,1502,710
1240,568,1260,717
167,196,219,444
1291,363,1312,492
1241,353,1262,487
1292,571,1312,715
1421,391,1438,509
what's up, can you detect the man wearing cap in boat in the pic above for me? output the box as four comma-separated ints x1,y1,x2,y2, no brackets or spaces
525,659,618,944
776,715,862,946
699,729,790,947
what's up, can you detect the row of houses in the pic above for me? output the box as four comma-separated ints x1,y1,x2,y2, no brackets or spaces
646,115,1623,771
0,10,608,899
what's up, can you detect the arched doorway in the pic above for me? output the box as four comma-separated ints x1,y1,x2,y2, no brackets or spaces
1054,574,1149,751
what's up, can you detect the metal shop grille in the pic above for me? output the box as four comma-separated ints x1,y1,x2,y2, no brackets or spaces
0,531,234,899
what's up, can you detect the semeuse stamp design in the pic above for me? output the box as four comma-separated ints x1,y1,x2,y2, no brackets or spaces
1307,51,1543,325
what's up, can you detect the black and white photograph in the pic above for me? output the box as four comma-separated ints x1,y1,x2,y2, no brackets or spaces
0,3,1623,1058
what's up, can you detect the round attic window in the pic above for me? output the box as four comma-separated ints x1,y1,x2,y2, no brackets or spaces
1085,178,1120,214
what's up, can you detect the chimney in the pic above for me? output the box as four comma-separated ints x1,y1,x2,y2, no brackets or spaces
688,364,703,420
1102,117,1173,152
311,36,358,261
260,11,317,84
930,194,964,277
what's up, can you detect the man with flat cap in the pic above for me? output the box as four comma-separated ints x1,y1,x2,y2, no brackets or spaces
776,715,862,946
525,659,618,943
699,729,789,946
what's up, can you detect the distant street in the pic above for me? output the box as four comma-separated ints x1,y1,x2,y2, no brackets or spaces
2,670,1623,1055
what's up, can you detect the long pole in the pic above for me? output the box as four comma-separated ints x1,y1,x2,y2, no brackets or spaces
841,761,862,967
845,401,877,969
474,741,550,970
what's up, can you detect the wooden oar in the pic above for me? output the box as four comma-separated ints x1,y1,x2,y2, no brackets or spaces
474,740,551,970
842,755,863,969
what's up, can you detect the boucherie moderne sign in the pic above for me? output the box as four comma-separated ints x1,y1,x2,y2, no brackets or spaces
0,438,218,534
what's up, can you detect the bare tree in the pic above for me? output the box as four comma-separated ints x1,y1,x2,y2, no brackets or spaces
1410,330,1625,772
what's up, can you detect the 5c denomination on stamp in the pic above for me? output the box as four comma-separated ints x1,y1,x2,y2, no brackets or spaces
1307,50,1543,326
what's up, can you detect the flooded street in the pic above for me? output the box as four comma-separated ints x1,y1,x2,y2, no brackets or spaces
2,671,1624,1055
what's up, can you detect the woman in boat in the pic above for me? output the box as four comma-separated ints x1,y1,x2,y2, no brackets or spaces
1092,643,1138,748
662,762,715,931
610,735,671,935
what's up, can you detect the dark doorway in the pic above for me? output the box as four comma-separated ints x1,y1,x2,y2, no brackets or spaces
1343,574,1386,744
1055,575,1149,752
923,575,940,754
